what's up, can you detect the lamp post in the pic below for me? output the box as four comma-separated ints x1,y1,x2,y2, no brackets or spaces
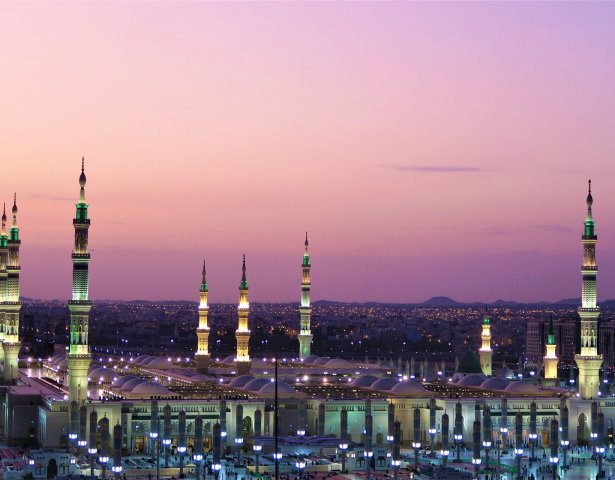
178,409,187,478
454,401,463,463
338,443,348,475
79,404,88,464
253,444,262,474
213,423,222,480
295,459,306,480
112,422,123,480
365,410,373,480
597,412,605,478
413,408,421,472
483,406,492,473
163,404,172,468
88,410,98,478
441,413,449,478
472,417,481,480
498,398,508,480
591,401,598,456
514,412,523,480
430,398,437,453
340,407,348,473
99,416,110,480
391,421,401,480
195,415,204,480
235,404,244,466
69,401,79,460
529,401,537,462
549,418,559,480
560,401,569,470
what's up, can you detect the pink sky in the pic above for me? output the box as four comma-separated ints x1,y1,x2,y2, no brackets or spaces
1,2,615,303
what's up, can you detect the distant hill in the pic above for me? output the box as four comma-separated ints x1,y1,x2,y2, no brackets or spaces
421,296,464,307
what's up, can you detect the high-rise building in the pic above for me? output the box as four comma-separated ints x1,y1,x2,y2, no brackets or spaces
298,233,312,360
574,180,602,400
195,260,210,373
0,204,8,366
3,195,21,381
67,158,93,405
236,255,251,375
526,316,577,366
543,316,558,384
478,311,492,376
598,321,615,368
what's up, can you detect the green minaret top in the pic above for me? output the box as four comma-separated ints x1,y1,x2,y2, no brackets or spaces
239,254,248,290
482,308,490,326
0,203,7,248
547,315,555,345
584,179,595,239
9,193,18,242
200,260,208,292
303,232,310,267
75,157,89,222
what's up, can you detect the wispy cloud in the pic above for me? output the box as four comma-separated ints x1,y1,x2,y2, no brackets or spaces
481,227,515,236
537,224,576,234
29,193,73,202
384,165,482,173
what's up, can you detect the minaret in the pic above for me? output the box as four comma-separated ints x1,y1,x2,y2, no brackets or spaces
67,158,93,404
298,233,312,360
543,315,558,385
195,260,210,374
235,255,251,375
0,204,8,366
574,180,603,399
3,195,22,381
479,309,492,376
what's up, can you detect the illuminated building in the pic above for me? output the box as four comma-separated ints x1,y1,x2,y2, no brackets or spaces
478,311,492,376
543,316,558,385
67,158,93,404
298,233,312,360
3,195,21,381
195,260,210,374
236,255,251,374
574,180,603,400
0,204,7,366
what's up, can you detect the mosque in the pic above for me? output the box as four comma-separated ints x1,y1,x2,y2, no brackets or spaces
0,163,611,477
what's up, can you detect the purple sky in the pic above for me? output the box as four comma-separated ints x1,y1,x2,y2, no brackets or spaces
2,2,615,303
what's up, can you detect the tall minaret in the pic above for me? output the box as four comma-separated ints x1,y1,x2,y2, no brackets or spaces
298,233,312,360
3,195,22,381
479,309,492,376
543,315,558,385
574,180,603,400
195,260,210,374
67,158,92,404
0,204,8,366
235,255,251,375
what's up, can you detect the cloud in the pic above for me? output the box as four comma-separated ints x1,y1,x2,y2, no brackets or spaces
384,165,482,173
537,224,576,234
29,193,73,201
481,227,515,236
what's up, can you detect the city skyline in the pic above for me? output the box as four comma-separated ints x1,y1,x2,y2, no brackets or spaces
2,2,615,302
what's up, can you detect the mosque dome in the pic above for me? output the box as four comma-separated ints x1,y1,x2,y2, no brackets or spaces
370,377,399,391
89,367,114,382
325,358,352,368
57,358,69,371
457,374,486,387
498,367,516,379
112,375,138,388
480,377,509,390
230,375,255,388
313,357,332,366
259,381,296,395
145,358,173,370
134,355,153,365
121,378,147,392
303,355,320,364
244,378,269,391
456,351,483,374
222,355,237,364
131,381,170,396
351,375,379,388
390,381,426,395
504,381,542,395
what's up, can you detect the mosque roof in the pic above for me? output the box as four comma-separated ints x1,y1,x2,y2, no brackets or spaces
370,377,399,391
389,381,427,395
130,381,170,396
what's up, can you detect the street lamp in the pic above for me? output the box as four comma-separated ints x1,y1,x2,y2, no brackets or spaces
234,437,244,465
253,444,262,473
295,460,306,480
472,457,481,480
454,434,463,462
339,443,348,474
297,429,306,436
412,442,421,471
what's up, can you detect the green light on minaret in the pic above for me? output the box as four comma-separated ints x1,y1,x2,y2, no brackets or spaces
200,260,208,292
547,315,555,346
239,254,248,290
303,232,310,267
